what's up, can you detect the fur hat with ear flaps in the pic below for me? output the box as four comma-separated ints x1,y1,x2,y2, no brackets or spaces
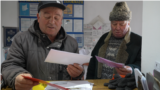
109,2,132,21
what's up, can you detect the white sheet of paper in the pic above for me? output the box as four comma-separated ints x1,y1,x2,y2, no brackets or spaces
22,4,28,11
84,36,92,43
45,49,91,65
74,19,83,32
29,3,38,16
63,19,72,32
93,21,103,30
21,18,31,31
45,81,93,90
74,5,83,17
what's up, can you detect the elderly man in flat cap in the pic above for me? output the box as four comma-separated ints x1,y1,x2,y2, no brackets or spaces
87,2,141,79
2,1,84,90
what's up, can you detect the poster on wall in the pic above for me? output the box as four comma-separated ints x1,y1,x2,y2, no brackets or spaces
63,19,73,32
19,1,39,31
19,2,30,16
20,18,37,31
74,19,83,32
3,27,19,47
74,5,83,18
19,2,38,16
63,4,73,17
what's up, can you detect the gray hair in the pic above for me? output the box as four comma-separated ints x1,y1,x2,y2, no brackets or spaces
38,12,41,17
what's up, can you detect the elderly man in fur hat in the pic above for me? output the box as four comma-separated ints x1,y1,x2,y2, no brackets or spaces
87,2,141,79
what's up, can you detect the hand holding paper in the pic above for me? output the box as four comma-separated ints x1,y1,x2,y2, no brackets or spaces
67,63,83,78
95,56,124,68
115,66,132,75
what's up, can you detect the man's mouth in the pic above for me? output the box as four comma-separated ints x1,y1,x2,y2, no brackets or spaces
48,26,55,29
116,32,120,34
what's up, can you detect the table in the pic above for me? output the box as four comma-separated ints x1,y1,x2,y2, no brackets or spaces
87,79,138,90
2,79,138,90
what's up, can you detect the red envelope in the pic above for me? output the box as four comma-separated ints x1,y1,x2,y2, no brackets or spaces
22,75,69,90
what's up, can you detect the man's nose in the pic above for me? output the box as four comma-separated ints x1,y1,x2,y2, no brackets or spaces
116,24,120,30
49,17,55,24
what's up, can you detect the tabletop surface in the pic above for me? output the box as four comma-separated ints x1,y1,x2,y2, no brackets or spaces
2,79,138,90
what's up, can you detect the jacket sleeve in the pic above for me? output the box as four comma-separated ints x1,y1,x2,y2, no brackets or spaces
86,53,97,79
126,33,142,75
127,48,141,75
1,33,30,89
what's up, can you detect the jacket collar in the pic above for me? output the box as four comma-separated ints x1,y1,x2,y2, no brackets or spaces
104,27,131,44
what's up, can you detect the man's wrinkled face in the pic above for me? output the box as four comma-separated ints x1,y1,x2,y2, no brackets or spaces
111,21,130,38
37,7,63,37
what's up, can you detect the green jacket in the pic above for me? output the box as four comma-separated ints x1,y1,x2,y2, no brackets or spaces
86,29,142,79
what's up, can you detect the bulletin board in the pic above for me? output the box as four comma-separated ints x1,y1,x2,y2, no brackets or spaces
63,1,84,48
19,1,84,48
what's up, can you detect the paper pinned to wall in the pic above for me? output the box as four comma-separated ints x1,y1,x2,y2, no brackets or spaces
83,15,111,55
93,21,103,30
89,15,104,25
74,5,83,17
21,18,31,31
64,19,72,32
74,19,83,32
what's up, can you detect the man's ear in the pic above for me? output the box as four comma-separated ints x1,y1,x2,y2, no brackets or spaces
60,17,63,25
37,13,40,23
128,21,130,26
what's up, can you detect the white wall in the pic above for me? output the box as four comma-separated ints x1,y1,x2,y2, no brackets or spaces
1,1,18,62
141,1,160,75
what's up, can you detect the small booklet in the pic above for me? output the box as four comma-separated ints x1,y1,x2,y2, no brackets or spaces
134,68,149,90
95,56,124,68
153,70,160,90
146,72,154,90
154,69,160,81
138,76,144,90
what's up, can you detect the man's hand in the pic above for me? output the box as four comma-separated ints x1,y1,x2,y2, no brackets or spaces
115,66,132,75
67,63,83,78
15,73,39,90
82,63,89,66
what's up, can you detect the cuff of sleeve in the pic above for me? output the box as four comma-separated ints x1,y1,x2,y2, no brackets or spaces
10,72,31,90
72,71,84,80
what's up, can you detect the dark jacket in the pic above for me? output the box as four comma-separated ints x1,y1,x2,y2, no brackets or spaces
1,20,79,88
87,28,142,79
